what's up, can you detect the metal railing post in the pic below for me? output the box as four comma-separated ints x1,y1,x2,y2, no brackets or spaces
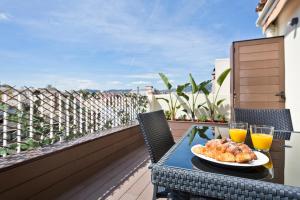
90,98,94,133
73,96,76,134
95,96,99,132
29,93,34,138
17,94,21,153
58,94,62,132
40,94,44,140
49,94,54,139
2,93,8,155
80,93,83,134
66,97,70,136
85,97,88,133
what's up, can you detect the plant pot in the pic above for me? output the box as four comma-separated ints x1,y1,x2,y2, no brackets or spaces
167,120,228,140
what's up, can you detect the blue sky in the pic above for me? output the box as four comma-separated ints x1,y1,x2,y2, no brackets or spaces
0,0,262,90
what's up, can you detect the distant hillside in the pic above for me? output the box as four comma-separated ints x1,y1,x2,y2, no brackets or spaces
86,89,101,93
156,82,212,94
103,89,133,93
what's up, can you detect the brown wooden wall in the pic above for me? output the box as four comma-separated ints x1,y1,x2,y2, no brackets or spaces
0,126,144,200
231,37,285,109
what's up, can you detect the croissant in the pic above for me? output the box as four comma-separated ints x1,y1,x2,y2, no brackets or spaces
196,139,257,163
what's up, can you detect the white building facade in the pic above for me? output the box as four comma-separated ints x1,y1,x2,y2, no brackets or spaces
256,0,300,130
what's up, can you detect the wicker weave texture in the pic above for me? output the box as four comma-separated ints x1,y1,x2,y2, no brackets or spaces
234,108,293,131
234,108,293,140
152,165,300,199
137,110,175,163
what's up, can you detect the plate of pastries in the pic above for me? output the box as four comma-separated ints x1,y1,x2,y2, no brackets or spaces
191,138,269,167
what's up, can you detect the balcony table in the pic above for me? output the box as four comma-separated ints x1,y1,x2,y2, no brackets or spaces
151,125,300,199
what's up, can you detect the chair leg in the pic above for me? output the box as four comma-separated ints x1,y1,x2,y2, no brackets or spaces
170,190,190,200
152,184,158,200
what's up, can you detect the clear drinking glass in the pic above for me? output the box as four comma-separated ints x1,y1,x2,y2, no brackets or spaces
250,125,274,152
229,122,248,143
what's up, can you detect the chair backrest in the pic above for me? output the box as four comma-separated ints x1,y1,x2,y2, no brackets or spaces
138,110,175,163
234,108,293,131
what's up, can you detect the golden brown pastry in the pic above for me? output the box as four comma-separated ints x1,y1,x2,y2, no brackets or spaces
195,139,257,163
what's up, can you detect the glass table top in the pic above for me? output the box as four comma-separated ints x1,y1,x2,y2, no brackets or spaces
163,125,300,187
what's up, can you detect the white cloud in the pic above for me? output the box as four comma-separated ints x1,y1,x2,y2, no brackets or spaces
0,12,9,21
125,73,160,79
158,79,174,84
130,81,151,85
108,80,122,85
19,74,103,90
51,78,102,90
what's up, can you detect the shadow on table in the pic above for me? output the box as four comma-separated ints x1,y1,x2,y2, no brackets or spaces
191,156,273,181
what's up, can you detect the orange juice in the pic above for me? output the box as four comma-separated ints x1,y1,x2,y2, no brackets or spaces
264,159,273,169
251,133,273,151
263,153,273,169
229,129,247,143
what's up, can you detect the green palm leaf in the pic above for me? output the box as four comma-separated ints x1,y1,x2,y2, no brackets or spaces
189,127,197,145
178,93,189,101
189,74,198,94
156,97,169,104
217,98,225,106
176,83,190,101
199,80,211,96
217,68,231,86
176,83,189,93
198,127,210,140
202,105,209,111
197,102,206,108
159,73,172,90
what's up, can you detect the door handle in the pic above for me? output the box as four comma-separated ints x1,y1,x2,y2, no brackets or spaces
275,91,286,100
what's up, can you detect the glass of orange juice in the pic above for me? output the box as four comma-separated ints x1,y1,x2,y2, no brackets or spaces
229,122,248,143
250,125,274,152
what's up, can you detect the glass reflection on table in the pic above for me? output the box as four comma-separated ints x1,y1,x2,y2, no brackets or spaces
164,125,293,186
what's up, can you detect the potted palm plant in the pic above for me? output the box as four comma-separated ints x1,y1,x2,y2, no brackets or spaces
155,68,230,138
201,68,231,122
156,73,179,120
176,74,210,121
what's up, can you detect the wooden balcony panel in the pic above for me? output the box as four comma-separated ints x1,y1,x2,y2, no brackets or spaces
0,121,199,200
0,125,148,200
57,145,151,200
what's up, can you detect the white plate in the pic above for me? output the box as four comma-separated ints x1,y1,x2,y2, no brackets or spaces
191,144,269,168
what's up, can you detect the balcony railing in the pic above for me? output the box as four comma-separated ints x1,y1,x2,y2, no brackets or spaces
0,84,148,157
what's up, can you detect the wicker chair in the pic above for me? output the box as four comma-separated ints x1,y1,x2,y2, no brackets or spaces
138,110,175,200
234,108,293,139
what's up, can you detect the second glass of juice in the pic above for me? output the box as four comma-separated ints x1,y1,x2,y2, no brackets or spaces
229,122,248,143
250,125,274,152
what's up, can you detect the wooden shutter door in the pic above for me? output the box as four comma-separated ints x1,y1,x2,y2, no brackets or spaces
231,36,285,109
